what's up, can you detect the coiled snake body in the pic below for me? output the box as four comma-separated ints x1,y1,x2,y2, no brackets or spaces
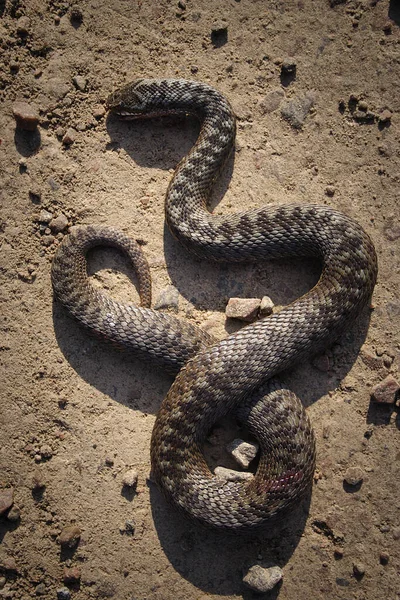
52,79,377,531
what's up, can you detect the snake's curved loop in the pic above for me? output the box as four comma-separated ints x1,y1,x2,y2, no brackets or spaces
52,79,377,531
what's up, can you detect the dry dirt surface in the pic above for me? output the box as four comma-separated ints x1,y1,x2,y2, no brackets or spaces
1,0,400,599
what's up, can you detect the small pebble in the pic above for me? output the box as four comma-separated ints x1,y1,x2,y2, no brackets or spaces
0,577,5,590
243,564,283,593
227,439,259,469
12,102,40,131
0,556,17,572
73,75,87,91
214,467,253,482
358,100,368,111
16,16,31,36
334,547,344,559
70,6,83,24
35,582,46,595
379,109,392,124
39,210,53,224
7,505,21,522
57,589,71,600
29,187,42,202
154,285,179,312
93,105,106,120
0,488,14,516
344,466,364,487
40,444,53,458
32,470,45,490
41,234,55,246
392,526,400,540
353,561,365,577
58,525,81,548
122,469,138,488
281,57,296,74
371,375,399,404
50,214,68,233
178,0,186,9
105,456,114,467
63,566,81,583
325,185,336,197
211,22,228,46
62,128,76,146
379,551,389,565
259,295,274,317
225,297,261,322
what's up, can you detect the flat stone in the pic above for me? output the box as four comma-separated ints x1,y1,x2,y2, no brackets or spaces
214,467,253,482
58,525,81,548
12,102,40,131
259,89,285,114
243,564,283,593
122,469,138,488
227,439,259,469
281,91,316,129
259,295,274,317
344,466,364,487
0,488,14,516
371,375,399,404
50,214,68,233
225,297,261,322
154,285,179,311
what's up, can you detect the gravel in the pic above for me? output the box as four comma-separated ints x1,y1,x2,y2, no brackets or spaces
154,285,179,311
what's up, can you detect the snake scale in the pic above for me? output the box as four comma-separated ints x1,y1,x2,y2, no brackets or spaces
52,79,377,531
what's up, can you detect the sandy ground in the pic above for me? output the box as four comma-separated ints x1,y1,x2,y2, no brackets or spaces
1,0,400,599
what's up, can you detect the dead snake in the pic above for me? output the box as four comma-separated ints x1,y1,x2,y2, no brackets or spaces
52,79,377,531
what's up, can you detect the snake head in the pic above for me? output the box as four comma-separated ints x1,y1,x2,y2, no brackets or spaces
106,79,193,119
106,80,149,118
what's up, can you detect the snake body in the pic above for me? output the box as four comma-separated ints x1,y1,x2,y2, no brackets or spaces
52,79,377,531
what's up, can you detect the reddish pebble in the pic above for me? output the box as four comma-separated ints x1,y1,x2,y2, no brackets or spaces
371,375,399,404
12,102,39,131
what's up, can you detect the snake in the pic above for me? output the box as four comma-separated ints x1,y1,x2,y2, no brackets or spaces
51,79,378,532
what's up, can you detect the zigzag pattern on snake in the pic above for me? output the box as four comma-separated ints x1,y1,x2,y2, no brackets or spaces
51,79,377,531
